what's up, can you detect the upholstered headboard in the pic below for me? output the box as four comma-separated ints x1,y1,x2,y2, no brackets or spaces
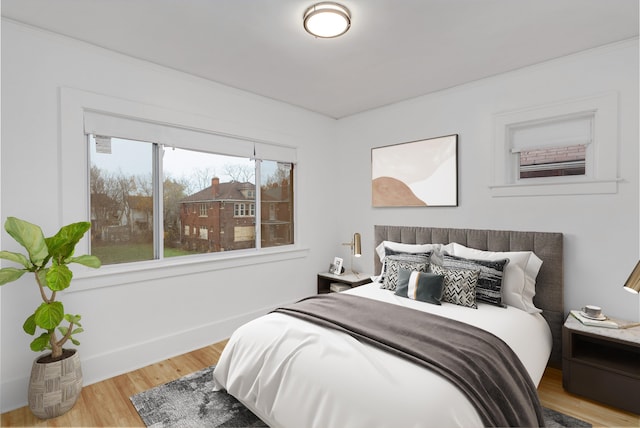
374,225,564,368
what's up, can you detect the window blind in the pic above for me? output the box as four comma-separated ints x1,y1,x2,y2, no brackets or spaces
84,110,295,162
510,113,593,153
254,141,297,163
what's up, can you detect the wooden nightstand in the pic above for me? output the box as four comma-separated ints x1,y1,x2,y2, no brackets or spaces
317,272,372,294
562,314,640,414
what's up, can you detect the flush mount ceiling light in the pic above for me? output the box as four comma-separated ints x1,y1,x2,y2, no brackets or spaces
303,2,351,38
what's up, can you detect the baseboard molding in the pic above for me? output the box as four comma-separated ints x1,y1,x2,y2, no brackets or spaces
1,304,275,413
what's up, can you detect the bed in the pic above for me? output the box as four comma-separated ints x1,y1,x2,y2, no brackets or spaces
213,225,564,428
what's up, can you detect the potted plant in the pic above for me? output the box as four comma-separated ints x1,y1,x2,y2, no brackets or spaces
0,217,101,419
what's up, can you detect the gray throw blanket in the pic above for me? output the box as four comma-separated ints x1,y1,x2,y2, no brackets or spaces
274,293,545,427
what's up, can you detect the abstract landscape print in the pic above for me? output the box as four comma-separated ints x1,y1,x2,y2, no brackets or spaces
372,134,458,207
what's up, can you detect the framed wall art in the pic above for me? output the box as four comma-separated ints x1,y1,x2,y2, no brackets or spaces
371,134,458,207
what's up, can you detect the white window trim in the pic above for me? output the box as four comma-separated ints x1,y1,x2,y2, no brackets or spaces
60,87,306,289
491,92,619,197
65,246,308,292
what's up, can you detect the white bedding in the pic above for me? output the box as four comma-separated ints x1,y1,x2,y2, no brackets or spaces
213,282,552,428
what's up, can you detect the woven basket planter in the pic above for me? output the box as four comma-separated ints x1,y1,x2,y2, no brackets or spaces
28,349,83,419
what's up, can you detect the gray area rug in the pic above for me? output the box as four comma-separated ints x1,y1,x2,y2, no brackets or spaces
130,366,266,428
130,366,591,428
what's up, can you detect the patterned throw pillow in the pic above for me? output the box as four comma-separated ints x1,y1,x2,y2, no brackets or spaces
379,247,432,282
430,263,480,309
394,269,445,305
381,254,430,291
442,254,509,307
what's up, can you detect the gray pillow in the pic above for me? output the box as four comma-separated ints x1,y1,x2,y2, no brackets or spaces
380,247,432,282
442,254,509,307
430,263,480,309
394,269,445,305
381,254,430,291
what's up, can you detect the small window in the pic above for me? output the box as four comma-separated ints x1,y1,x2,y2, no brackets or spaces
509,112,592,183
199,204,208,217
518,144,586,179
492,92,618,197
234,203,255,217
234,226,255,242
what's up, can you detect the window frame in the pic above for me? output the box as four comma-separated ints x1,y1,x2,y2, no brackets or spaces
491,92,619,197
60,88,306,291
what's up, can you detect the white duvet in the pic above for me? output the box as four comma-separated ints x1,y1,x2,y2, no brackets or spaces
213,282,552,428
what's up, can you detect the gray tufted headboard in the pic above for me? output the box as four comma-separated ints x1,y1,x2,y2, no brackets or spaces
374,225,564,368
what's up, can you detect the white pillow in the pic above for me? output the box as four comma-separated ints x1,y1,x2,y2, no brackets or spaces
450,243,543,313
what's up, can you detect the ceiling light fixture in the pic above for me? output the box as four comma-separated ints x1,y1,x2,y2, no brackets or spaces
303,2,351,38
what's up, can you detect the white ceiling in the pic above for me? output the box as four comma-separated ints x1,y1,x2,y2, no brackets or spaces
2,0,638,118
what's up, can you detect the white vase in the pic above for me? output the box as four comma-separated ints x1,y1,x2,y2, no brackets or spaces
28,349,83,419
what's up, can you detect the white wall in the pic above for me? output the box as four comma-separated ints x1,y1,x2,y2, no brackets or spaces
0,20,340,412
337,39,640,324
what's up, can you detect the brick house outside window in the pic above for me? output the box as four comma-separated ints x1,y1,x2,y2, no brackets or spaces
180,174,292,253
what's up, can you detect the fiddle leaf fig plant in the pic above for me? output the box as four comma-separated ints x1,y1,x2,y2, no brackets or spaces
0,217,101,360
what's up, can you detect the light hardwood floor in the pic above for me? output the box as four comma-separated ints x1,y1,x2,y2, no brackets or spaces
2,339,638,427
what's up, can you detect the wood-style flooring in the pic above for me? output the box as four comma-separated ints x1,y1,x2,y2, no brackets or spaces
2,339,638,427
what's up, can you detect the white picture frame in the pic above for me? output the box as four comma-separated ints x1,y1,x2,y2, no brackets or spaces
330,257,344,275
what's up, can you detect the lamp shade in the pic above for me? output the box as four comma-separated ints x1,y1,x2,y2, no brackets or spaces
303,2,351,38
353,233,361,257
623,261,640,293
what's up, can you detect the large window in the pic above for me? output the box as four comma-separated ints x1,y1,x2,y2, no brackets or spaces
87,117,295,266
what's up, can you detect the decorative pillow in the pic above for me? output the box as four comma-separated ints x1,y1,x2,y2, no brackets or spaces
375,241,453,280
442,254,509,307
394,269,445,305
450,243,543,313
430,263,479,309
375,241,443,263
381,254,430,291
375,242,438,281
428,248,446,266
